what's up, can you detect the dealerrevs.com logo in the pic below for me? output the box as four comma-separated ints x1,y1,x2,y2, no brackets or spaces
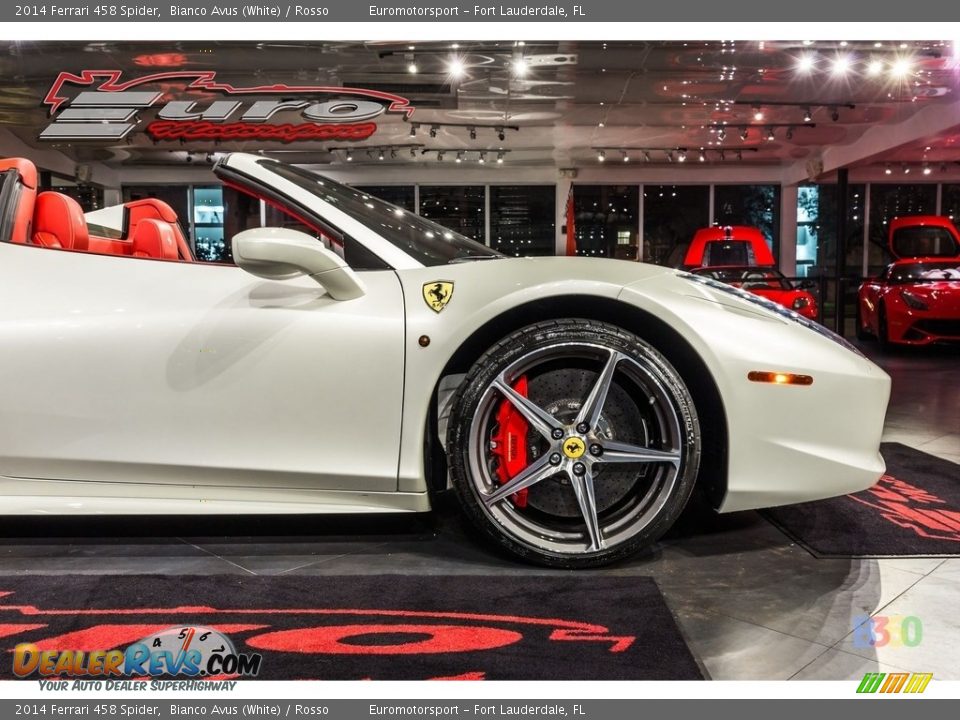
14,625,262,686
39,70,414,143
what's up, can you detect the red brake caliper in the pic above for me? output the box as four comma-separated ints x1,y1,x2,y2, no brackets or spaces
491,376,530,508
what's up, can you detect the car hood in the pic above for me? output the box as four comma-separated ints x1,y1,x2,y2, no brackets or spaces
899,282,960,310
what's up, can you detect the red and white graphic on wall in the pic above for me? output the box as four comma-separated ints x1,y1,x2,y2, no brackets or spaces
40,71,414,143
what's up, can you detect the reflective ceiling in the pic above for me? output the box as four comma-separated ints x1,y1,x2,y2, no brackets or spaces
1,40,958,170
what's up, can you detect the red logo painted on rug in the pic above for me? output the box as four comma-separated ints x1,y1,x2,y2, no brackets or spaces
849,474,960,542
0,596,636,680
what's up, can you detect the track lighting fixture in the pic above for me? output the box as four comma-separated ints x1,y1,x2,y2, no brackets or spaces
766,127,776,141
496,151,504,164
346,150,353,162
469,127,477,140
699,150,706,162
597,150,606,162
478,152,486,164
677,150,687,163
429,125,438,138
803,107,812,123
409,124,417,137
885,164,892,175
455,151,464,163
753,106,764,121
497,127,506,141
378,150,385,161
831,107,840,122
740,128,749,141
786,127,794,140
622,151,629,163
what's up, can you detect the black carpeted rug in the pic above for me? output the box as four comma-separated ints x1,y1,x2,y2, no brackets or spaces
763,443,960,558
0,574,702,680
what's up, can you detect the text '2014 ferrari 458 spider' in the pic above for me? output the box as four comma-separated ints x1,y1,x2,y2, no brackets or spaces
0,154,890,567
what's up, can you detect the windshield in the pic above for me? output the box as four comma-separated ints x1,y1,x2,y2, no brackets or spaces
693,266,791,290
889,261,960,283
257,159,503,266
702,240,757,267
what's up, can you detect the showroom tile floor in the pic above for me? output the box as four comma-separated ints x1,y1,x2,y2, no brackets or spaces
0,341,957,681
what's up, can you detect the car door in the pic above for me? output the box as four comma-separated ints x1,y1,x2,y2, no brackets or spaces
0,236,406,494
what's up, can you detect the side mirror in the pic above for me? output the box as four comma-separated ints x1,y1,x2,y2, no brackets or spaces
232,227,365,301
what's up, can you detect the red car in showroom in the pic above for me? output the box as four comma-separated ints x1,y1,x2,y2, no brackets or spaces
857,215,960,346
682,226,819,320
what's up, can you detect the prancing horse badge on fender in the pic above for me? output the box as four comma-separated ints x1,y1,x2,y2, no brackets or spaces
423,281,454,313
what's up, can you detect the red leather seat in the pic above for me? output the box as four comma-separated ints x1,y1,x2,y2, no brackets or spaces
125,198,193,261
32,192,89,251
0,157,39,244
131,218,178,260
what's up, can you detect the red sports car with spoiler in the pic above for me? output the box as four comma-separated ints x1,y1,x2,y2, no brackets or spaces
857,215,960,346
682,226,818,320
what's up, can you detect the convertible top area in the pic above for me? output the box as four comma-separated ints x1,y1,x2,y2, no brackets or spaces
0,157,193,262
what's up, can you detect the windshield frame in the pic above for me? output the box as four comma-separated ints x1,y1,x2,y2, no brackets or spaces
215,153,502,269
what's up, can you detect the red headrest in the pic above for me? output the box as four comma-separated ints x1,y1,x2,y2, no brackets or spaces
125,198,179,225
32,192,89,251
131,219,178,260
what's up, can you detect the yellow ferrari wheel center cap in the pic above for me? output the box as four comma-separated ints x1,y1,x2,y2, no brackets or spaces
562,437,587,459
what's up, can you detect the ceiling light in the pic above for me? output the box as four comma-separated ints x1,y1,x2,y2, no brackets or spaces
786,126,794,140
346,150,353,162
831,55,852,75
407,63,418,74
469,126,476,140
839,41,849,47
666,151,674,163
391,149,398,159
437,151,444,162
496,127,505,141
378,150,385,161
598,121,605,128
885,163,892,175
597,150,606,162
891,57,912,77
410,148,417,158
643,151,652,162
677,150,687,163
903,164,910,174
803,107,813,122
796,54,816,73
766,127,776,141
831,107,841,122
496,151,504,164
621,151,629,163
717,128,726,141
802,40,814,46
699,150,706,162
455,151,464,163
478,152,486,164
448,57,465,78
429,125,438,138
867,59,884,76
753,106,764,121
923,163,932,175
512,58,527,77
735,150,742,161
740,128,749,141
409,124,417,137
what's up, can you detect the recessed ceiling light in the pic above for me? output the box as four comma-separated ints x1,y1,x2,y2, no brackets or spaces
448,57,465,78
796,54,816,73
831,55,852,75
407,63,418,74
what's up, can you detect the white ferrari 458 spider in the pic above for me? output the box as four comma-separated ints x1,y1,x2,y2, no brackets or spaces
0,153,890,567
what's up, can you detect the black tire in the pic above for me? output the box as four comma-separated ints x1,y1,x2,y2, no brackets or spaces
877,304,890,350
855,299,870,341
446,319,701,568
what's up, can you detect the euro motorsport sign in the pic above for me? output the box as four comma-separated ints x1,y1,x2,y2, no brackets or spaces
39,71,414,143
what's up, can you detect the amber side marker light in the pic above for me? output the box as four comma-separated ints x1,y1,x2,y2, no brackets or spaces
748,371,814,386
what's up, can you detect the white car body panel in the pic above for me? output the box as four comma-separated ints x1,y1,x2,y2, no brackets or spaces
0,241,407,499
0,152,891,518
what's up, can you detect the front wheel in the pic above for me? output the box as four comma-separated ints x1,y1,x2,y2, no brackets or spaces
446,319,701,568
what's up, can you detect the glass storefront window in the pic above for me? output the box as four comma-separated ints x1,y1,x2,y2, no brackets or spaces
418,186,485,243
642,185,709,266
573,185,639,259
942,185,960,225
868,184,937,274
713,184,781,260
353,185,415,212
489,185,556,257
796,183,866,278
